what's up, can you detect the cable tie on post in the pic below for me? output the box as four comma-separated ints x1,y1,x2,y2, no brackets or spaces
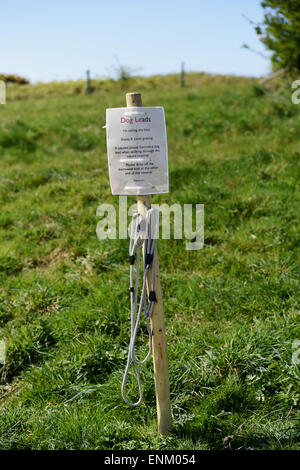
149,290,157,302
129,255,135,265
145,253,153,266
129,287,134,293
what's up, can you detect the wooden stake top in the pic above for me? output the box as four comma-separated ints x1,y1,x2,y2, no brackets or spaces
126,92,142,107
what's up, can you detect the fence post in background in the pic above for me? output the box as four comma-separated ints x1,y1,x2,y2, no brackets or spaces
126,92,172,435
86,69,92,94
0,80,5,105
181,62,185,87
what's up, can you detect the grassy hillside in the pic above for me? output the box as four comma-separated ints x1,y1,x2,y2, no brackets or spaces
5,72,253,101
0,74,299,450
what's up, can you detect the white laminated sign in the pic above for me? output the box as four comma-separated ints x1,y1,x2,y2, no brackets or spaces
106,107,169,195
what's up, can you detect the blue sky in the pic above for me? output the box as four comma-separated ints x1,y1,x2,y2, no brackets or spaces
1,0,270,83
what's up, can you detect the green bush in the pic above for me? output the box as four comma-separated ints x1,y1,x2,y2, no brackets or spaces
256,1,300,73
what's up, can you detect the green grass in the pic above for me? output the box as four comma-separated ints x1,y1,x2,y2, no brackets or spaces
0,73,299,450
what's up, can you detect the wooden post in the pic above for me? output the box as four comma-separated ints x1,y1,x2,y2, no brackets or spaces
86,69,92,94
126,92,172,435
181,62,185,88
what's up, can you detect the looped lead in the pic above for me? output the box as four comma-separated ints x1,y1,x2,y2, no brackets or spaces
121,208,159,407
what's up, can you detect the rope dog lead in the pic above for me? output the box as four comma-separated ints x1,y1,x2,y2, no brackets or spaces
121,208,159,407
